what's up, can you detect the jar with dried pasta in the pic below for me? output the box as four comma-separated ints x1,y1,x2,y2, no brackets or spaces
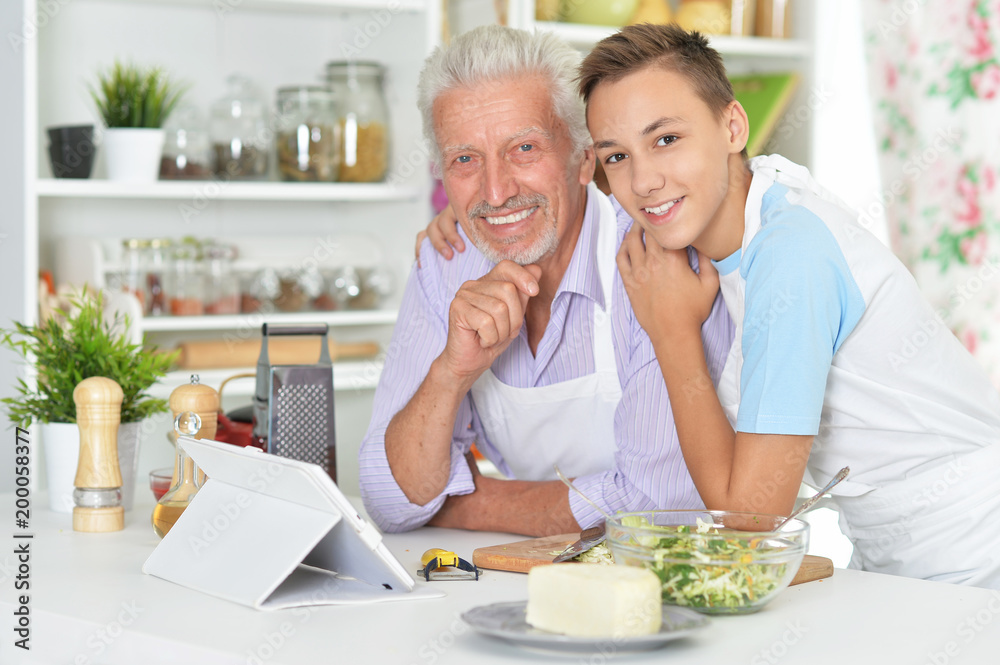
325,61,390,182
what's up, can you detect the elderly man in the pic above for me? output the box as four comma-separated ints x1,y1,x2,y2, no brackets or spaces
358,25,734,535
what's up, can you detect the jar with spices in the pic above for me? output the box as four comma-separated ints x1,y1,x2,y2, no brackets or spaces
275,87,340,182
160,106,212,180
210,74,270,180
274,266,323,313
145,238,171,316
119,238,149,312
245,267,280,314
202,243,240,315
325,61,390,182
169,243,205,316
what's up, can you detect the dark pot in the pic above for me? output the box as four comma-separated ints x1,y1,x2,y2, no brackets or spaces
47,125,96,178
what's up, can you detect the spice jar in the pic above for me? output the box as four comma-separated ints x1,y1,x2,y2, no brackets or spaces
245,267,280,313
169,242,205,316
160,106,212,179
274,266,323,313
203,243,240,315
145,238,171,316
755,0,791,38
350,266,394,310
325,61,390,182
275,87,340,182
210,74,270,180
119,238,149,311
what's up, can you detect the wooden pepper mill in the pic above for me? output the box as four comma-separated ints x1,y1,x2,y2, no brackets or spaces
169,374,219,441
73,376,125,532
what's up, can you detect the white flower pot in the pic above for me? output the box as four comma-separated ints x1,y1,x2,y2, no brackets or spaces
40,422,80,514
117,420,145,511
41,419,148,513
103,127,165,182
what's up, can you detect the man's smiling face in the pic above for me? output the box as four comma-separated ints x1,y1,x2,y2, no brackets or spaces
434,74,594,266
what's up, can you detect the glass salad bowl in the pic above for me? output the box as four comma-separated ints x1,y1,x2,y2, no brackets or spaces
606,510,809,615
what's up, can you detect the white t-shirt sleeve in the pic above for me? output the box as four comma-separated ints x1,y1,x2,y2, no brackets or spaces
736,202,867,435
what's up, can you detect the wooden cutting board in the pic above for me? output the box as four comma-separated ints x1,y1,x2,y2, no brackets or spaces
473,533,834,586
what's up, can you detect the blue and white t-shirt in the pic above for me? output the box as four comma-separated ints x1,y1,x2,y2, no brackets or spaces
714,155,1000,498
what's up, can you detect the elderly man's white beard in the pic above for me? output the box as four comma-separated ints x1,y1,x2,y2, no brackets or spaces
466,195,559,265
469,222,559,265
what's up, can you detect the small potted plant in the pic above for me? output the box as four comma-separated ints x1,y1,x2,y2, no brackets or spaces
90,60,186,182
1,289,177,513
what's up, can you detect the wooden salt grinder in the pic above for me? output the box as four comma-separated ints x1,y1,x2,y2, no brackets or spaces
73,376,125,532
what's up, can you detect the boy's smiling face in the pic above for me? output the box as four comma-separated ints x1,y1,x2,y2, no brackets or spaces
587,65,750,259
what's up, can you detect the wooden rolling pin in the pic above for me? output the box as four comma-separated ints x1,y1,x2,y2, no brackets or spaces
175,337,380,369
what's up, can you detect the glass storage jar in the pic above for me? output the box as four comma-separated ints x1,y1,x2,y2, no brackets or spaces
145,238,171,316
119,238,149,312
275,86,340,182
325,61,390,182
210,74,270,180
203,243,240,315
169,242,205,316
160,106,212,179
245,267,280,313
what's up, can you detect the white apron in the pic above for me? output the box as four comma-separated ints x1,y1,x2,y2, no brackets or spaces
836,443,1000,588
469,190,622,481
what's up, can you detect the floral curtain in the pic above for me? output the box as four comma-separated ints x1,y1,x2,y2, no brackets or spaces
862,0,1000,386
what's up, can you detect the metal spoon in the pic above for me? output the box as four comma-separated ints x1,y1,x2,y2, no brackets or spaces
553,464,617,524
777,466,850,530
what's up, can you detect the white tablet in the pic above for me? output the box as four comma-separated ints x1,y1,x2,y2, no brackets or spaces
143,437,421,610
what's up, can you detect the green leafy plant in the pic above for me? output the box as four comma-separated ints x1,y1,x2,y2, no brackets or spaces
89,60,186,129
1,292,178,427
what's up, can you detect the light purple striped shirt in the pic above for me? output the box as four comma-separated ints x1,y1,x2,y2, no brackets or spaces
358,189,735,532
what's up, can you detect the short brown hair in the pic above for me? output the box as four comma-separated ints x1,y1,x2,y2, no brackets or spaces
578,23,735,118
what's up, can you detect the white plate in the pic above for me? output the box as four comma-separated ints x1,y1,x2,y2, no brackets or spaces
461,601,709,655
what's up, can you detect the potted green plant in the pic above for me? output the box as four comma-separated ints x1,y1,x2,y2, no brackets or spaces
1,290,177,513
90,60,186,182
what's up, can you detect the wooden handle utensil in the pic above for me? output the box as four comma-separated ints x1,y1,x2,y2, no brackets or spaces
174,338,380,369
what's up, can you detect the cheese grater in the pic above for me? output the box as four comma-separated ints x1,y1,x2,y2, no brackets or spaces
251,324,337,481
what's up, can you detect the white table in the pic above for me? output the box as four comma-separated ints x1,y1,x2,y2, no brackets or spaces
2,492,999,665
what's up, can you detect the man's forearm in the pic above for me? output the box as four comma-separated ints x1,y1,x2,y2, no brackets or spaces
384,356,477,505
428,477,579,536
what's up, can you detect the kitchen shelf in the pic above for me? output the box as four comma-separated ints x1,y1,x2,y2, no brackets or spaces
151,359,382,398
140,309,398,332
533,21,810,57
78,0,428,12
35,178,421,202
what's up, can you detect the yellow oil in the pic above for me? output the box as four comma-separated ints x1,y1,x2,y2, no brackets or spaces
152,501,189,538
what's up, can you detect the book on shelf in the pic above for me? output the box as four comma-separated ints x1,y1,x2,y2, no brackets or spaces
729,72,800,157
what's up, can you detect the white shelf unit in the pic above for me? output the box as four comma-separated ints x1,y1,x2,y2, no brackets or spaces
3,0,442,493
36,178,422,202
140,308,398,332
507,2,818,168
25,0,441,351
153,359,383,398
531,21,811,57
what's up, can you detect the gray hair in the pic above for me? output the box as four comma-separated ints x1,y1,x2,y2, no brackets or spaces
417,25,592,170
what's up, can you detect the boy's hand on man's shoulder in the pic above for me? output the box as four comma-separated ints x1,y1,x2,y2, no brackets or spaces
416,204,466,266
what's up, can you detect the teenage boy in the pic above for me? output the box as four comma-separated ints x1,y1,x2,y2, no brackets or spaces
578,23,1000,587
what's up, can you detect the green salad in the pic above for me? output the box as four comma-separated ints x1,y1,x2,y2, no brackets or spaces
617,516,790,612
